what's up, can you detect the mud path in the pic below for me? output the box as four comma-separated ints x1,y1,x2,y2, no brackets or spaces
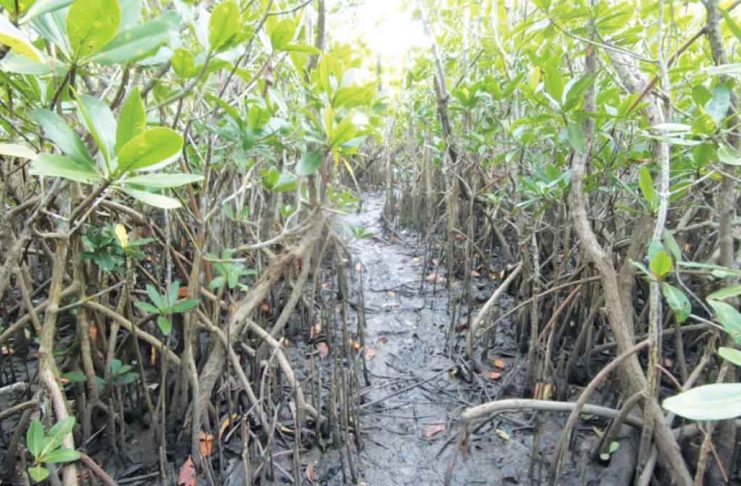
331,193,528,485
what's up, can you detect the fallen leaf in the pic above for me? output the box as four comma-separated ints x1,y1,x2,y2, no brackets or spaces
432,258,440,266
355,262,365,273
317,342,329,358
177,456,196,486
470,270,481,278
496,429,510,441
455,322,469,332
423,423,446,439
487,371,502,380
199,432,214,457
349,339,362,352
492,358,506,369
425,272,444,283
387,291,396,298
260,302,271,316
321,282,331,289
309,323,322,339
305,464,316,483
365,348,377,360
1,346,15,356
178,287,189,298
454,233,466,241
377,336,388,344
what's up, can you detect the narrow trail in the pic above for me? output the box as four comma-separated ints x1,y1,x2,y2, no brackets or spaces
335,193,522,485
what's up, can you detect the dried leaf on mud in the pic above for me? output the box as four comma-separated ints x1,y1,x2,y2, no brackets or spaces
492,358,506,369
487,371,502,380
317,342,329,358
199,432,214,457
305,463,316,483
423,423,446,439
177,456,196,486
365,348,377,359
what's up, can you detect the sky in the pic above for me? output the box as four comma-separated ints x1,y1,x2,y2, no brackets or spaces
328,0,428,72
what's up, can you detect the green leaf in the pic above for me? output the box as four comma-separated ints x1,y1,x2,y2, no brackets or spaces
116,87,146,153
678,261,741,279
124,188,181,208
134,301,159,314
144,284,164,309
118,371,138,385
67,0,121,59
649,249,673,279
705,85,731,124
33,109,93,165
272,172,297,193
707,285,741,301
296,150,323,176
157,315,171,335
284,43,321,55
661,283,691,324
717,145,741,166
0,13,43,61
43,417,75,456
0,143,37,160
123,173,202,189
663,230,682,263
172,48,198,78
44,448,80,464
329,115,357,148
27,465,49,483
708,300,741,345
566,123,585,154
30,154,102,184
718,347,741,367
27,419,44,458
78,95,117,163
209,276,225,289
117,127,183,173
90,15,175,65
62,371,87,383
171,298,199,313
662,383,741,421
543,63,563,102
209,0,241,51
638,166,657,211
269,18,296,51
720,8,741,42
20,0,74,23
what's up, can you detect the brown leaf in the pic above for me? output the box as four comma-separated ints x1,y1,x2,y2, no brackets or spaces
470,270,481,278
305,464,316,483
377,336,388,344
88,323,99,342
423,423,446,439
309,323,322,339
365,348,377,360
425,272,443,283
355,262,365,273
317,342,329,359
177,456,196,486
178,287,189,298
492,358,506,369
487,371,502,380
1,345,15,356
199,432,214,457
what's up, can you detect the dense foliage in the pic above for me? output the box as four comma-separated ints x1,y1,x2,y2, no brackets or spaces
1,0,740,484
